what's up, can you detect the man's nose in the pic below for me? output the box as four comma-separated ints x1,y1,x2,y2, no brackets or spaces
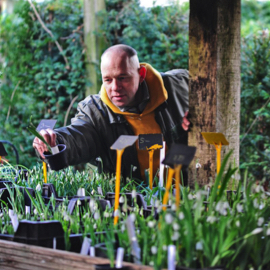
112,79,121,91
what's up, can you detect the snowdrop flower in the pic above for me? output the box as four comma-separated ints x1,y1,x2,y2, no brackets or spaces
171,231,180,241
251,228,263,235
173,223,179,231
236,203,243,213
148,221,155,228
207,216,217,224
151,246,157,254
196,163,202,169
155,200,160,208
253,198,259,209
114,209,120,217
34,208,38,215
165,213,173,224
36,183,41,192
236,220,240,227
196,241,203,250
121,224,125,232
266,228,270,236
131,189,137,198
257,217,264,227
179,212,184,220
104,212,110,218
40,213,45,219
255,185,264,193
93,223,97,229
132,166,137,172
76,200,81,206
149,261,154,266
188,194,193,200
259,202,265,209
171,203,176,211
94,212,100,220
130,213,136,222
119,196,125,203
96,157,102,162
162,245,167,251
89,199,96,211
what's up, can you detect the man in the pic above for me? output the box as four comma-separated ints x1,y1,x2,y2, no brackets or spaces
33,44,189,183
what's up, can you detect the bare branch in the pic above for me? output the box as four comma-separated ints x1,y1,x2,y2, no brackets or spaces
27,0,70,70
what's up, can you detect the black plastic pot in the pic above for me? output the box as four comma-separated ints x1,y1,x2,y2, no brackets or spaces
14,220,65,250
94,264,130,270
176,266,225,270
44,144,68,171
0,187,35,208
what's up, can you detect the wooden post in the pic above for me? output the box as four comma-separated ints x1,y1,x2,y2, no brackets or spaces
188,0,241,186
83,0,106,96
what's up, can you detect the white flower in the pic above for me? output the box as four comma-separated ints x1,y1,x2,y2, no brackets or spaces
149,261,154,266
119,196,125,203
236,203,243,213
253,199,259,209
171,203,176,211
255,185,264,193
34,208,38,215
89,199,96,211
266,228,270,236
179,212,184,220
131,190,137,199
151,246,157,254
94,212,100,220
96,157,102,162
188,194,193,200
165,213,173,224
171,231,180,241
155,200,160,208
148,221,155,228
36,184,41,192
236,220,240,227
114,209,120,217
162,245,167,251
132,166,137,172
121,224,125,232
93,223,97,229
196,241,203,250
196,163,201,168
76,200,81,206
259,203,265,209
215,201,229,215
207,216,217,224
257,217,264,227
251,228,263,235
104,212,110,218
130,213,136,222
173,223,179,231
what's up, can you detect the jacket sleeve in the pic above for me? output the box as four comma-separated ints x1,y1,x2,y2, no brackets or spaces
54,96,105,166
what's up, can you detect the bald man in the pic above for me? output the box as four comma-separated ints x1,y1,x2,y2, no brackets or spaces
33,44,189,183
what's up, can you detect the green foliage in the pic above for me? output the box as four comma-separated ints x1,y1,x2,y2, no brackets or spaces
240,31,270,181
0,0,86,167
100,0,189,71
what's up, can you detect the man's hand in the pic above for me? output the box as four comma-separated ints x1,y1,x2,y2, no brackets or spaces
33,128,57,159
182,111,190,131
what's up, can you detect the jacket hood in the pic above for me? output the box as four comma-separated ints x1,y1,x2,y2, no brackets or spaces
100,63,168,116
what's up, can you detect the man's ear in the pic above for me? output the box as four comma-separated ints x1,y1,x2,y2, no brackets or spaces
139,66,147,83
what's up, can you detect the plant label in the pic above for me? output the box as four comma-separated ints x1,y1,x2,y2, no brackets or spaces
36,119,57,132
80,237,91,255
8,209,19,232
162,144,196,167
90,246,95,257
111,135,138,150
116,247,124,268
201,132,229,145
168,245,176,270
126,215,141,265
138,133,163,150
0,142,8,156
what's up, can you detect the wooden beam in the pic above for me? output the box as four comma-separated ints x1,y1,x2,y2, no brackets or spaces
188,0,241,186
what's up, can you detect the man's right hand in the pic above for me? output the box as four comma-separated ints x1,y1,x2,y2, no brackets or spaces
33,128,57,159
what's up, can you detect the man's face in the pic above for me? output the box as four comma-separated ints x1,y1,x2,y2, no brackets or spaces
101,52,142,108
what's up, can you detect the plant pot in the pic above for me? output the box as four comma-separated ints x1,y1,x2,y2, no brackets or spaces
0,187,35,208
94,264,130,270
44,144,68,171
14,220,65,250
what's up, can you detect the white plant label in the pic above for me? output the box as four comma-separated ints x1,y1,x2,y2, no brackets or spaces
116,247,124,268
168,245,176,270
51,146,60,155
80,237,91,255
8,209,19,232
